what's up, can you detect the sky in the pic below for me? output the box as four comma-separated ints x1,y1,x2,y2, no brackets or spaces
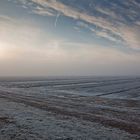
0,0,140,76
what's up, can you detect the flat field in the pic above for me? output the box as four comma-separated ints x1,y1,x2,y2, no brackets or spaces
0,77,140,140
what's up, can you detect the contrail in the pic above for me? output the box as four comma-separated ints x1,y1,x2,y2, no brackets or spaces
54,13,60,27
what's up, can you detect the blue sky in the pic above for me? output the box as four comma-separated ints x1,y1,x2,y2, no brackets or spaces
0,0,140,76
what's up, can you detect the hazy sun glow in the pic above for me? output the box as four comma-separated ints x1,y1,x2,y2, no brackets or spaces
0,0,140,76
0,42,9,59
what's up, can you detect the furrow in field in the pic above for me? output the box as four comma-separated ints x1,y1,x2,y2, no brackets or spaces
0,89,139,136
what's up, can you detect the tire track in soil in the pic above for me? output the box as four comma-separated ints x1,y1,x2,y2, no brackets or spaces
0,90,140,136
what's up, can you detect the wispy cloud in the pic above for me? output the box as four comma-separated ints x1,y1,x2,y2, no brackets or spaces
33,6,55,16
15,0,140,50
76,21,121,43
119,25,140,49
16,0,118,32
54,12,61,27
0,14,140,76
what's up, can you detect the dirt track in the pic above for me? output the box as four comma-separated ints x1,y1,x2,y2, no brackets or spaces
0,77,140,139
0,89,140,136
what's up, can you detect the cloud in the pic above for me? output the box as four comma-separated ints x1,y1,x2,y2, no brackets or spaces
15,0,140,50
95,6,120,20
135,21,140,26
120,25,140,50
0,15,46,59
17,0,118,32
0,15,16,24
95,31,120,42
76,21,120,42
0,15,140,76
33,6,55,16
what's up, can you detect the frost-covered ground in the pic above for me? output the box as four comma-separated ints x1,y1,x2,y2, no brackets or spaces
0,77,140,140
